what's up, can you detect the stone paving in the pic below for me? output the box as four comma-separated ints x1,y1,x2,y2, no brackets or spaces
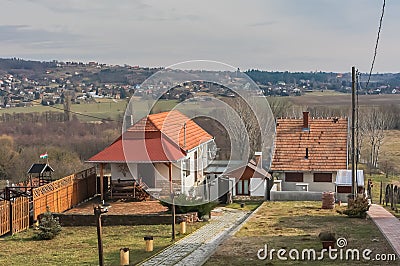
139,207,249,266
367,204,400,259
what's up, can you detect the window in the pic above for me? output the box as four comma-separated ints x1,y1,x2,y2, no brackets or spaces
236,180,250,195
313,173,332,182
184,158,190,177
337,186,351,193
285,173,303,182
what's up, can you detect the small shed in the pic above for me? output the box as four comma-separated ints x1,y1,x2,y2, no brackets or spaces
27,163,55,186
225,160,271,197
336,170,364,202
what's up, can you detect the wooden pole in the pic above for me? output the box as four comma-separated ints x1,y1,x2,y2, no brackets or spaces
94,206,104,266
169,163,175,240
351,66,357,198
380,181,383,205
100,164,104,201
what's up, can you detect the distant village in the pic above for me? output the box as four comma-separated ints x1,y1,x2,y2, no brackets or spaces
0,58,399,109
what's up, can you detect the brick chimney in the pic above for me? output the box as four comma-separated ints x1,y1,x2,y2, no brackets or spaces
303,111,310,130
255,151,262,168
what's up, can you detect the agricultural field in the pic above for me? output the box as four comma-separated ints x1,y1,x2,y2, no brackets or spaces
206,201,396,265
0,99,180,122
289,93,400,107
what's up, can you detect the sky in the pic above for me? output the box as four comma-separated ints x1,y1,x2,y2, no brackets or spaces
0,0,399,73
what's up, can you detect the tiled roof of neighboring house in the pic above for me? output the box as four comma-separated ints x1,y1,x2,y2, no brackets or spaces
225,160,271,180
271,112,348,172
87,111,212,163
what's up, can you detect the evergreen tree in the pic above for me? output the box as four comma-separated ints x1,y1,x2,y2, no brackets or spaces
35,207,62,240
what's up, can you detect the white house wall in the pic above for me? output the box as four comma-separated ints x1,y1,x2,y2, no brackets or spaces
230,177,236,197
250,178,266,197
110,142,210,196
111,163,136,180
280,172,336,192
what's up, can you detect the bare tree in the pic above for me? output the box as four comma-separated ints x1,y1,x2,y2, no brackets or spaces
0,135,19,180
267,97,293,118
359,106,395,168
221,97,275,161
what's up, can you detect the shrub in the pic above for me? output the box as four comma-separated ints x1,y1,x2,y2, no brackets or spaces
318,231,336,241
160,194,218,218
35,207,62,240
341,196,370,218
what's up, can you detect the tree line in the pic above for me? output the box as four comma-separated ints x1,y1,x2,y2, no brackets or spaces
0,117,120,183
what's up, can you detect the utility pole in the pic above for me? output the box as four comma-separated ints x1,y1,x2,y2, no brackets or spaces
351,66,357,198
169,163,176,240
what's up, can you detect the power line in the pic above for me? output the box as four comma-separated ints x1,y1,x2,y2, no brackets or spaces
365,0,386,90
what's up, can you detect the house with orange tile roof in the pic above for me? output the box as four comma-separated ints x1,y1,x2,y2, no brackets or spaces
87,110,215,200
270,112,349,199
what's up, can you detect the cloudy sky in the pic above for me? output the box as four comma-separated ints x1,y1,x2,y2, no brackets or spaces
1,0,398,72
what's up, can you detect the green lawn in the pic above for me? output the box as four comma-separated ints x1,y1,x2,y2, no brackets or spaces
225,200,263,212
0,222,204,265
206,201,396,265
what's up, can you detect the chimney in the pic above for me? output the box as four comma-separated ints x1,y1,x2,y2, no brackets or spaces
255,151,262,168
303,111,310,130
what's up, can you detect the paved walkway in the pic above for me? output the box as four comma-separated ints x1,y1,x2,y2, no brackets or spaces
139,207,249,266
367,204,400,258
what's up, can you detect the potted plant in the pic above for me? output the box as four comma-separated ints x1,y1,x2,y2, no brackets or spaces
318,231,336,249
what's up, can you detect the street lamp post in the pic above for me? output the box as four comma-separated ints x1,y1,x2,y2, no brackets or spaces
94,204,109,266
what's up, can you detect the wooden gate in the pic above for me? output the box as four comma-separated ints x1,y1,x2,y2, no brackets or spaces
11,197,29,234
0,197,30,236
0,201,10,236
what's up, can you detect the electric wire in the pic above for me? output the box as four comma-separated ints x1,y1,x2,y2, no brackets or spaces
365,0,386,90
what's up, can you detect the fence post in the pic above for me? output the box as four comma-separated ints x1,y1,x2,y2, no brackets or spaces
9,200,12,235
379,181,383,205
391,184,394,210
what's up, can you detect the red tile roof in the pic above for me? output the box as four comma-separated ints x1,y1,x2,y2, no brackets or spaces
87,111,212,163
226,160,271,180
147,110,213,151
271,115,348,172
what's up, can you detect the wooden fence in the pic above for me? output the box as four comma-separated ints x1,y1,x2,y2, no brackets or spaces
11,197,29,234
382,183,400,211
0,167,96,236
0,197,29,236
32,167,96,220
0,201,10,236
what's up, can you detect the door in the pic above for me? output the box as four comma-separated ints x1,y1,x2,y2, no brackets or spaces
236,179,250,195
138,164,155,188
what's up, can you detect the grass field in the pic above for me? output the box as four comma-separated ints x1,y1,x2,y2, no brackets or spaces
205,201,396,265
303,90,346,96
289,93,400,107
0,222,204,265
0,99,181,122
